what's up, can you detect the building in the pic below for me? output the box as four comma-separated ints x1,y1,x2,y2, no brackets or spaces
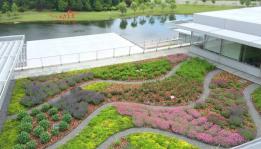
175,7,261,84
0,35,24,129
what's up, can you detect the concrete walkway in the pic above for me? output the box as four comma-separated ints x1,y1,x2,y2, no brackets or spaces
15,47,188,79
97,128,223,149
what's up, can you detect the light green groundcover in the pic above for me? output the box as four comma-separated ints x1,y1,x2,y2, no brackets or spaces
252,87,261,113
111,132,199,149
59,106,134,149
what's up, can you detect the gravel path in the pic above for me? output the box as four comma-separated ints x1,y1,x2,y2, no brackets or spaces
97,128,224,149
190,69,221,107
243,84,261,137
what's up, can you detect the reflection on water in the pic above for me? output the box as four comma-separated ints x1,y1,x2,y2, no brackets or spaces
0,14,192,43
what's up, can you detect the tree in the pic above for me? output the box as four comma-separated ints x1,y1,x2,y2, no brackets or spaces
148,2,155,12
202,0,207,3
169,0,176,11
82,0,92,11
245,0,251,6
1,1,10,13
117,2,127,15
130,1,138,15
240,0,245,5
71,0,83,10
11,3,19,16
139,2,146,13
94,0,103,11
58,0,68,11
160,2,166,12
211,0,216,4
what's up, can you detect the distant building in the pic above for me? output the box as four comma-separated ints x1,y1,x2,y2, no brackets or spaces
175,7,261,83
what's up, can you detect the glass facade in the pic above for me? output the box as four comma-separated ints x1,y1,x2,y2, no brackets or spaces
242,46,261,68
192,32,204,49
192,33,261,68
221,40,242,61
204,36,221,54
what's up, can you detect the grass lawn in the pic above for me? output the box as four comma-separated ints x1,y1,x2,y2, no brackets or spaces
0,5,238,24
252,87,261,114
110,132,199,149
59,106,134,149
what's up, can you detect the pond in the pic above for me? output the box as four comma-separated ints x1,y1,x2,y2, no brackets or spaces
0,14,192,43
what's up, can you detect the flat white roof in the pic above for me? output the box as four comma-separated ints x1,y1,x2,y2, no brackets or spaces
195,7,261,25
176,22,261,49
25,33,143,69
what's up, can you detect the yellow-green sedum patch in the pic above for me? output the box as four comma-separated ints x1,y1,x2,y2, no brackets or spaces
59,106,134,149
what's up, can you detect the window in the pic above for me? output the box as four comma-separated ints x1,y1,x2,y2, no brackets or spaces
221,40,242,61
192,32,204,49
242,46,261,68
204,36,221,54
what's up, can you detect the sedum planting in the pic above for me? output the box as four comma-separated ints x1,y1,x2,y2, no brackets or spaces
59,106,134,149
110,132,199,149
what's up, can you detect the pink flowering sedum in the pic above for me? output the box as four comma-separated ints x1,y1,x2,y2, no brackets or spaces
113,102,246,147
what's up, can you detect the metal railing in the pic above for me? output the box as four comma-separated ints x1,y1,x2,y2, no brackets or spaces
15,38,190,70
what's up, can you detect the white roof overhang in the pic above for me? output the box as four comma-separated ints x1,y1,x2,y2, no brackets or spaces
175,22,261,49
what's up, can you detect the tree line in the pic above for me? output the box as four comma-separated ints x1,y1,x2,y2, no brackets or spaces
0,0,159,12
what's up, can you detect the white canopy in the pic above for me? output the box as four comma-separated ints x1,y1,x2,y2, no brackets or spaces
176,22,261,49
0,35,24,108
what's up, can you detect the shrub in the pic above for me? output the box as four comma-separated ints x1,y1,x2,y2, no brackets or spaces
33,126,44,137
18,131,30,144
207,114,227,128
59,121,69,131
41,104,52,112
58,80,69,91
48,107,58,116
36,113,46,122
19,122,33,133
66,78,76,87
62,113,72,123
17,111,29,121
39,120,50,130
21,83,47,107
239,128,255,141
13,144,25,149
51,127,59,136
26,140,37,149
229,115,243,128
53,88,105,119
194,102,207,109
43,83,61,97
30,108,40,116
40,132,51,144
85,73,94,80
21,116,33,124
52,114,60,121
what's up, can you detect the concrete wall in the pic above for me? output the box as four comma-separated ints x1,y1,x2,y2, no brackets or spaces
190,46,261,78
